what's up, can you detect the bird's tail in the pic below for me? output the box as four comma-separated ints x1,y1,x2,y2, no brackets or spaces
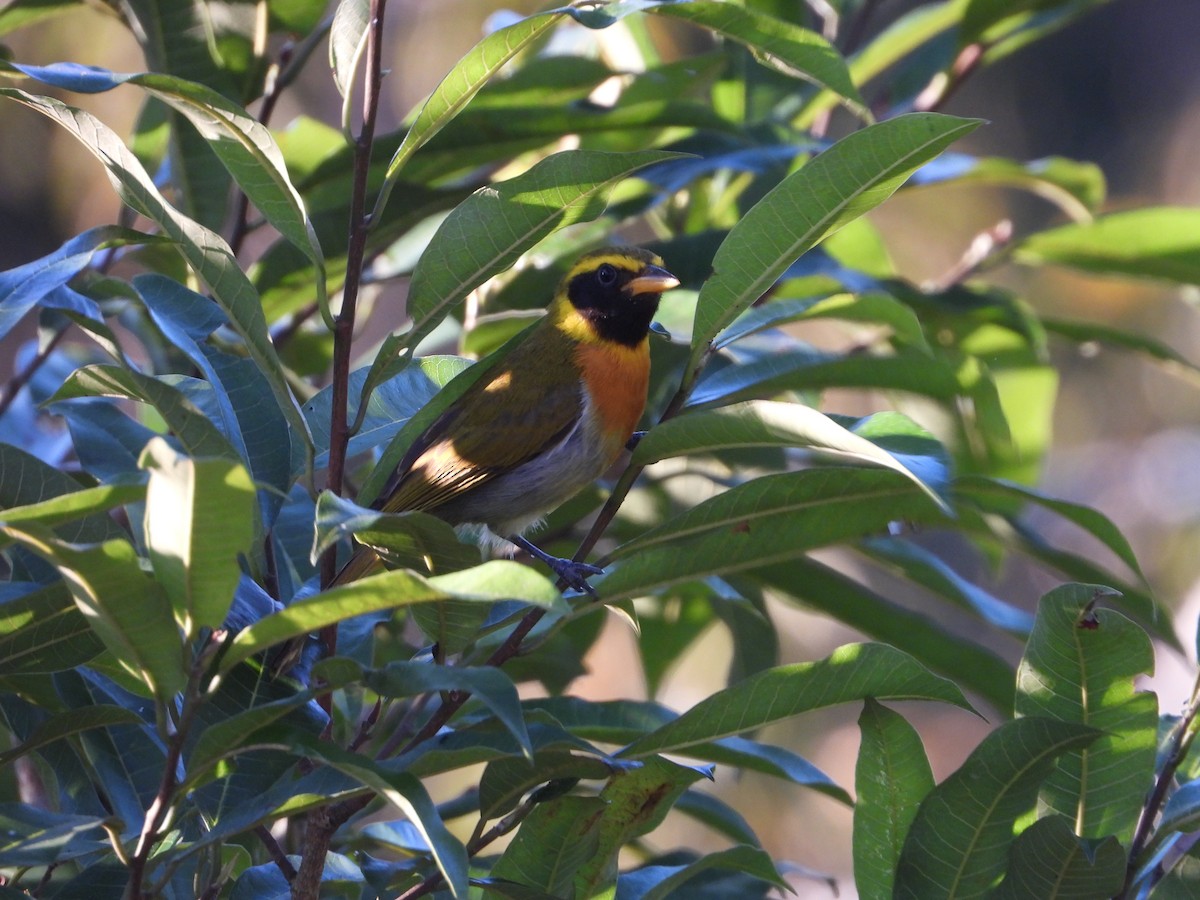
331,545,384,585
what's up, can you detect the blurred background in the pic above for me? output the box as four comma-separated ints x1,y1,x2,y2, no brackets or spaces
2,0,1198,894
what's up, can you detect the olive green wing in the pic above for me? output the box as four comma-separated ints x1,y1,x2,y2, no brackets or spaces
376,334,583,514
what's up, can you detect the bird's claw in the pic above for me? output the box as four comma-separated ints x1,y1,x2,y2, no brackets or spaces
546,557,604,597
625,430,647,452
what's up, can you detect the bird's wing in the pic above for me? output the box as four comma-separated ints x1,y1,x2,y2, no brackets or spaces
377,333,583,514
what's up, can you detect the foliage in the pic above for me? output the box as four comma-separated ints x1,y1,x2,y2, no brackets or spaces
0,0,1197,898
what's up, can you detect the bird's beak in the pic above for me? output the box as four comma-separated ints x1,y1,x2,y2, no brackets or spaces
625,264,680,296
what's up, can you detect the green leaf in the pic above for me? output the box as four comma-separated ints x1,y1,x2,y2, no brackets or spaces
1014,207,1200,286
330,0,369,98
914,153,1106,220
755,556,1017,716
715,292,930,352
0,803,108,867
491,795,608,897
0,704,143,767
51,365,241,462
0,444,125,545
0,482,144,541
1015,583,1157,842
0,0,81,37
573,757,712,898
0,524,184,698
298,740,469,898
479,750,625,822
632,401,949,509
990,815,1126,899
1043,316,1200,376
16,64,326,311
617,845,788,900
313,490,475,575
141,438,256,637
220,563,560,672
621,643,973,759
0,581,104,675
956,476,1149,588
601,468,945,601
402,148,683,351
794,1,962,128
363,659,533,759
894,717,1101,899
854,700,935,900
0,89,313,457
673,790,760,846
689,113,981,367
650,2,869,121
374,10,568,215
0,224,157,341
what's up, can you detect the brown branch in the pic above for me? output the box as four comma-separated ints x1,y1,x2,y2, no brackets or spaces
0,326,69,420
913,42,984,112
1118,675,1200,898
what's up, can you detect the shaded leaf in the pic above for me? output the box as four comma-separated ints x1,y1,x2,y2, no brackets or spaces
854,699,935,900
991,815,1125,899
894,717,1101,899
621,643,973,759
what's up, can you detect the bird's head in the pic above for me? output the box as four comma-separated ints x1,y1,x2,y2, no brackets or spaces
554,247,679,348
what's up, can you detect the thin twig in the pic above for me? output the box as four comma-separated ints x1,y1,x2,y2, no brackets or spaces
0,326,69,420
925,219,1013,292
913,42,984,112
1118,675,1200,898
255,824,297,881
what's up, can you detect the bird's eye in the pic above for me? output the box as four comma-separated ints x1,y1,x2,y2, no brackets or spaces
596,263,617,287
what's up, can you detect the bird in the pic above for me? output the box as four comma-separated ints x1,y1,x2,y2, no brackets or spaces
335,245,679,593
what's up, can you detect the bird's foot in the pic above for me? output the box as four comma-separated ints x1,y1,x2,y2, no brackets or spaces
625,430,647,452
509,535,603,597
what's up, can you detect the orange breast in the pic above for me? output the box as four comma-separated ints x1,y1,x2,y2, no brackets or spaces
575,339,650,459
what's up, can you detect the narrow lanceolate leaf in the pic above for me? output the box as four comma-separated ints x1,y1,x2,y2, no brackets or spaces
330,0,370,98
621,643,973,759
894,717,1102,900
363,659,532,759
689,113,981,368
0,225,156,341
632,401,949,509
574,757,712,899
854,700,935,900
140,438,256,637
219,562,560,673
297,740,469,899
617,845,788,900
0,582,104,675
1013,207,1200,286
374,10,568,215
219,570,454,672
491,795,609,898
755,557,1017,717
0,89,313,456
51,365,241,463
14,63,326,308
1015,584,1157,842
991,815,1125,900
403,148,682,350
0,805,109,867
956,476,1149,587
0,524,184,698
600,468,945,601
651,2,869,121
0,483,145,538
0,705,144,767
